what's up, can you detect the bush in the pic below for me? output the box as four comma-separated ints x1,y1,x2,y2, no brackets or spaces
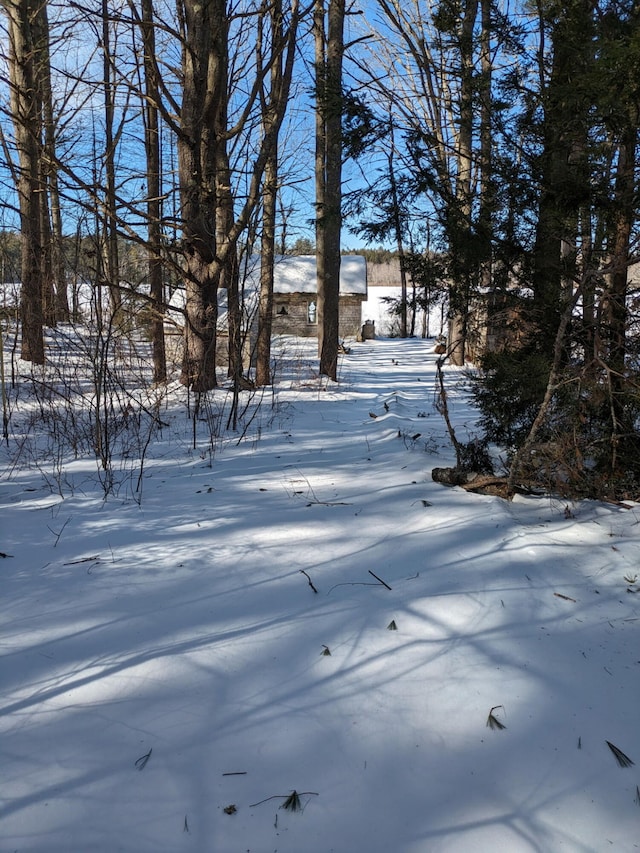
471,347,551,447
457,437,495,474
473,345,640,500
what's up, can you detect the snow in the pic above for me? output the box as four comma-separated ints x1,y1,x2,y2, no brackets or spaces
2,336,640,853
360,286,449,338
361,285,439,337
265,254,367,295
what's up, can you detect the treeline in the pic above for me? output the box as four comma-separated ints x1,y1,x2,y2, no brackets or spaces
1,0,639,498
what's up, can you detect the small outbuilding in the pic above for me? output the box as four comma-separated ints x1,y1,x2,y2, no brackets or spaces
270,254,367,339
165,254,368,371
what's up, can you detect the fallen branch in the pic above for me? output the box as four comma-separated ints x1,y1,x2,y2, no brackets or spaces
134,748,152,770
249,790,319,809
64,555,100,565
461,475,509,493
306,499,352,506
486,706,507,730
606,740,634,768
327,570,394,595
301,570,318,594
368,570,392,590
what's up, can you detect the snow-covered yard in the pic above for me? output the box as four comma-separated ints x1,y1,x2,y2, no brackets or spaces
2,337,639,852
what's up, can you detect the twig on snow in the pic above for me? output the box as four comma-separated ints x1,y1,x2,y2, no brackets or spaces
553,592,576,602
368,570,392,590
134,748,152,770
64,555,100,565
300,569,318,594
249,790,319,810
486,706,507,730
606,740,634,767
326,571,394,594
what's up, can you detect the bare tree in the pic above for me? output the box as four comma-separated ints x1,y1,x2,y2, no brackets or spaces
314,0,344,381
99,0,122,317
255,0,285,387
355,0,485,364
439,0,478,366
32,0,69,323
139,0,167,383
1,0,45,363
176,0,300,391
386,124,408,338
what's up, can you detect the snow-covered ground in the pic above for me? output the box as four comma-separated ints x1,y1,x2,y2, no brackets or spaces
2,337,639,852
361,287,446,338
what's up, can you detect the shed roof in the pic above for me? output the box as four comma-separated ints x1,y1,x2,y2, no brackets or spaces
266,254,367,295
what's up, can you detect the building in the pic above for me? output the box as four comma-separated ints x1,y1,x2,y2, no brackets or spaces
165,254,368,370
270,254,367,339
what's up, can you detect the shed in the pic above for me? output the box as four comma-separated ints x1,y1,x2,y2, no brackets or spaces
165,254,368,370
270,254,367,338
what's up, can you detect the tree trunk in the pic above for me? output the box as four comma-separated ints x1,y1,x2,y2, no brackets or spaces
177,0,225,391
315,0,343,381
34,0,69,323
3,0,45,364
507,285,583,495
38,158,56,326
477,0,493,293
101,0,121,318
141,0,166,383
604,127,636,412
448,0,478,366
256,0,284,387
388,127,407,338
314,0,326,358
531,0,594,353
176,0,299,391
256,151,277,386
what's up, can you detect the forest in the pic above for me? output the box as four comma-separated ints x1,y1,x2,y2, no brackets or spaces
1,0,639,499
